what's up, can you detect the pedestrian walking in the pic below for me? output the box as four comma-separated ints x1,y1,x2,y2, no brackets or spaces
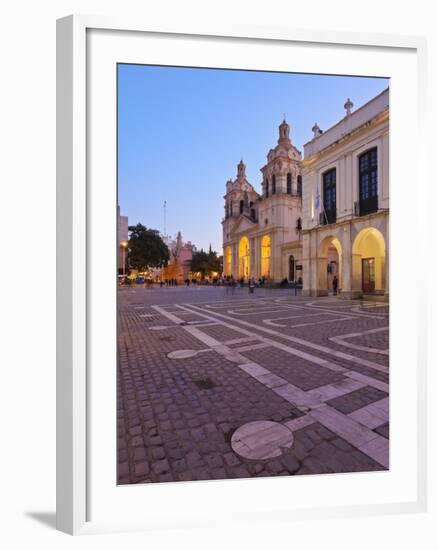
249,277,255,294
333,275,338,296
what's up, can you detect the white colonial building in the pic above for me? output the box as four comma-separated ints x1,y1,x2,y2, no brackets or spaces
222,120,303,283
301,88,389,298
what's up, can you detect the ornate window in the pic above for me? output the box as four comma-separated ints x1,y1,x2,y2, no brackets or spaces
358,147,378,215
322,168,336,224
239,200,244,214
272,175,276,195
265,179,269,198
297,175,302,197
286,173,292,194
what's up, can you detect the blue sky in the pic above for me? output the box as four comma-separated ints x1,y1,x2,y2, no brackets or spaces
118,65,389,252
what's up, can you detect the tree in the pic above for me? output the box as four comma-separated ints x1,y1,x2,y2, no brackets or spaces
191,249,209,278
191,247,221,279
128,223,169,272
207,246,222,274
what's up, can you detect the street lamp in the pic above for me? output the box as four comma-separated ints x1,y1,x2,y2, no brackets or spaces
121,241,128,276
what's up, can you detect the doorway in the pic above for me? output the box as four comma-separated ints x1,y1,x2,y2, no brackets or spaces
361,258,375,293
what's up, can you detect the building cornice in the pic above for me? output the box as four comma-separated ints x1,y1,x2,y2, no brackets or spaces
302,110,389,168
258,193,302,204
302,208,389,235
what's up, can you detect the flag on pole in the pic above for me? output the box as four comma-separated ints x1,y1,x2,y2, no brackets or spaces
315,186,320,210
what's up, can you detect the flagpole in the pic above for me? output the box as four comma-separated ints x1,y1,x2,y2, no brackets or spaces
315,183,329,225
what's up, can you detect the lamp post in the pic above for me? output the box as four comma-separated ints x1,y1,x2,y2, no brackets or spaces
120,241,128,276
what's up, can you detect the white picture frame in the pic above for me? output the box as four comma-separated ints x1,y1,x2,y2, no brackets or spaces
56,15,428,535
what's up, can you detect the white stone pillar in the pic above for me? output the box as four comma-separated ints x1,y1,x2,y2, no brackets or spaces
384,232,389,300
249,237,256,279
316,251,329,297
271,232,283,282
350,253,363,297
340,225,352,298
302,233,311,296
254,236,261,279
232,242,238,279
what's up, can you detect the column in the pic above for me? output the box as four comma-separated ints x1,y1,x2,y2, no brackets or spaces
249,237,256,279
384,214,389,300
271,232,282,282
340,225,352,298
302,232,311,296
254,235,261,279
232,242,238,279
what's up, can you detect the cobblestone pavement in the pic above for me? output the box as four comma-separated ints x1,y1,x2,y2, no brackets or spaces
118,286,389,484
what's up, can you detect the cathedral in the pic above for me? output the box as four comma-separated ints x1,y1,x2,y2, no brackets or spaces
222,120,303,283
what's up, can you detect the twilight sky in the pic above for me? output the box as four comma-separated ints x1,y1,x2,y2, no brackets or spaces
118,65,389,253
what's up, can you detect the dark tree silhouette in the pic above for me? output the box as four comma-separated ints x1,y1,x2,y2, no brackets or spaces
128,223,169,272
191,247,221,279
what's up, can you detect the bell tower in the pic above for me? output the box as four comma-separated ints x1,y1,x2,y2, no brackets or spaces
278,119,291,145
222,160,260,279
258,118,303,281
237,159,246,179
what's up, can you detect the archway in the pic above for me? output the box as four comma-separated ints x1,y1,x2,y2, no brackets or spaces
318,236,343,295
261,235,271,278
224,246,232,276
238,236,250,279
352,228,386,294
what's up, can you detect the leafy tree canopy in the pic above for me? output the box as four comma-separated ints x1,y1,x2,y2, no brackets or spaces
191,247,222,279
128,223,169,272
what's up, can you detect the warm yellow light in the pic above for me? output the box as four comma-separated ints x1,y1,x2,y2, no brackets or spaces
121,241,128,248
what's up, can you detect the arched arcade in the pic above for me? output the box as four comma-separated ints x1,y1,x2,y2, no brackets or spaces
317,235,343,296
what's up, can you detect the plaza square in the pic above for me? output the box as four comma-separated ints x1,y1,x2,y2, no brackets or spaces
117,286,389,484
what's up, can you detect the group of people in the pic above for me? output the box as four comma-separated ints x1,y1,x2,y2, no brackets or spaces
149,273,340,296
159,279,179,288
223,276,261,295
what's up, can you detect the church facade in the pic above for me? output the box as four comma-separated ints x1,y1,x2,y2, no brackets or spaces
222,120,303,283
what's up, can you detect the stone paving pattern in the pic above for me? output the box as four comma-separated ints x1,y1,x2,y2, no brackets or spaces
118,287,389,484
326,385,388,414
243,347,346,391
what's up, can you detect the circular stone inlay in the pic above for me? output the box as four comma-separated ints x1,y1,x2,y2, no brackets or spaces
167,349,200,359
231,421,294,460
